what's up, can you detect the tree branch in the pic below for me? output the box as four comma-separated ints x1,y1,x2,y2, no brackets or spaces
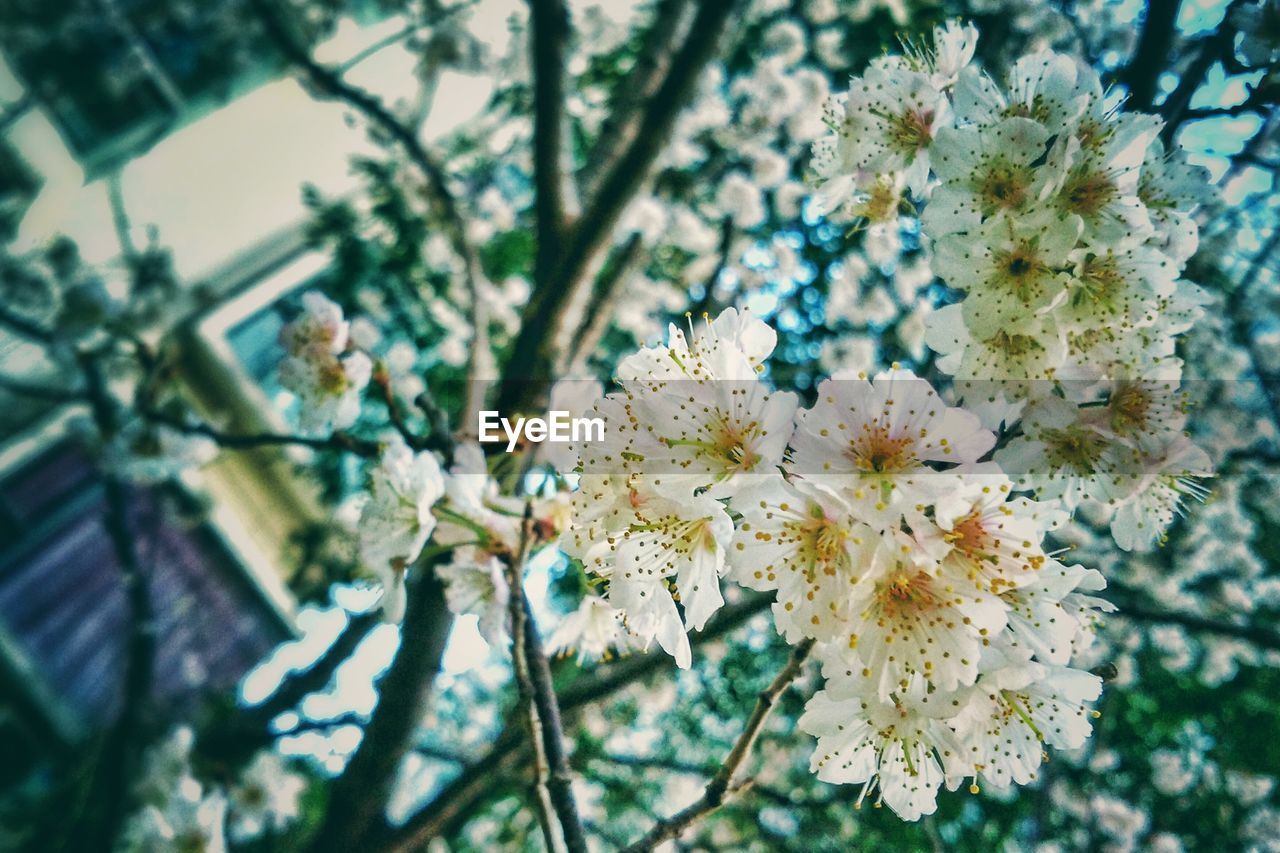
1225,226,1280,432
1159,0,1247,143
249,0,493,428
381,592,772,851
76,356,158,851
561,232,646,373
1179,84,1276,122
505,506,588,853
619,638,815,852
0,373,83,402
0,303,55,344
531,0,572,289
143,408,381,457
307,569,453,852
1115,596,1280,651
496,0,741,414
580,0,691,198
202,607,381,758
1119,0,1183,112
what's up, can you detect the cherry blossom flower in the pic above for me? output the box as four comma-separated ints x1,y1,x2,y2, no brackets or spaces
358,438,446,620
924,116,1056,236
818,526,1009,698
952,662,1103,791
1110,436,1213,552
799,683,969,820
788,368,994,525
995,395,1142,507
438,545,510,647
929,464,1067,595
228,752,307,841
547,595,639,663
729,476,881,641
934,210,1079,338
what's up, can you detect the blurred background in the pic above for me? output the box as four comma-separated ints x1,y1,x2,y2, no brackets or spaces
0,0,1277,850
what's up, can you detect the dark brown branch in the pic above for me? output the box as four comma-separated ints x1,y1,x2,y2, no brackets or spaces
496,0,741,414
531,0,572,289
1114,597,1280,651
0,373,83,402
143,408,381,457
505,506,588,853
240,611,380,736
580,0,692,198
307,569,453,852
1179,85,1276,122
1119,0,1183,112
76,356,158,851
1225,227,1280,431
1159,0,1247,143
372,365,457,458
382,592,772,851
619,638,815,852
0,303,55,344
561,232,646,372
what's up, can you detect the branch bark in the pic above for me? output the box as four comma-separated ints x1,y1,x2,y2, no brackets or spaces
1225,227,1280,432
307,570,453,852
1114,595,1280,651
381,592,772,851
496,0,741,415
76,356,158,852
1158,0,1247,143
209,610,381,759
0,303,55,344
143,408,381,457
561,232,646,373
506,507,588,853
620,638,815,852
1119,0,1182,112
580,0,691,198
531,0,572,289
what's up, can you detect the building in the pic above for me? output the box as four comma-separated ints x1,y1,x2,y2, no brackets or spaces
0,0,503,788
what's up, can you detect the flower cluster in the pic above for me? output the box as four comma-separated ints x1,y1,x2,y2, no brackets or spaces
120,728,306,851
559,308,1114,818
278,292,373,436
813,24,1214,551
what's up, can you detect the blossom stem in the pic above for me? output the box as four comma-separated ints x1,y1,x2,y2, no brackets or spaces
506,503,590,853
619,638,815,852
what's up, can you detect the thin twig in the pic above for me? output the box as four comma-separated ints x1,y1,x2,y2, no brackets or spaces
1226,227,1280,432
381,592,773,851
1115,597,1280,652
142,408,381,457
1159,0,1247,143
506,503,589,853
0,303,55,343
248,0,492,428
620,638,815,852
